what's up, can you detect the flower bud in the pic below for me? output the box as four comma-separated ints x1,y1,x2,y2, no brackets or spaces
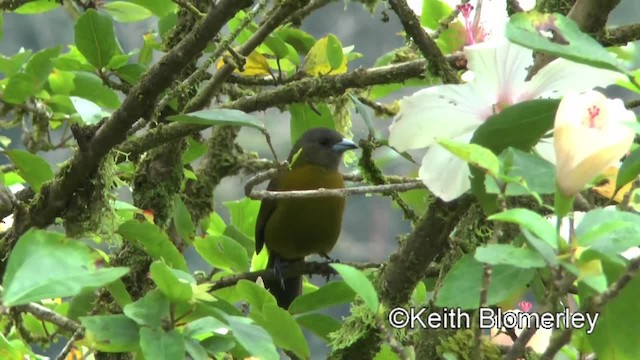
554,91,635,197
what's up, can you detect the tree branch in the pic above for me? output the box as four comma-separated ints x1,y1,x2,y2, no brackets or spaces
11,302,81,333
599,23,640,47
388,0,460,84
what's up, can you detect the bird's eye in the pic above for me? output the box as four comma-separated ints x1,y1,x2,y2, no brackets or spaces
319,138,330,146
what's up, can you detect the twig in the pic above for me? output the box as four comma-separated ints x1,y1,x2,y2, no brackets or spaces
244,166,426,199
473,264,492,360
591,254,640,310
55,329,84,360
13,302,81,333
172,0,204,17
356,96,397,117
388,0,460,84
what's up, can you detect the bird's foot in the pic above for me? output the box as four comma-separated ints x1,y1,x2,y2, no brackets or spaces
320,253,341,282
320,253,341,264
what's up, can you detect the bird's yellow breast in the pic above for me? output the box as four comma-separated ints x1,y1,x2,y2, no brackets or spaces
264,165,345,259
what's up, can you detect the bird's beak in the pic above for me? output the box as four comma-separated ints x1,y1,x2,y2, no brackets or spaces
332,138,358,153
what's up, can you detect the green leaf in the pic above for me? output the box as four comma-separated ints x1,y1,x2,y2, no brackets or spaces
139,328,185,360
5,149,54,192
264,34,290,59
223,197,260,240
25,46,61,85
3,74,38,104
2,229,129,306
72,71,120,108
48,69,75,94
173,195,195,243
123,289,169,327
470,99,560,213
588,259,640,359
488,208,557,249
168,109,264,130
103,1,153,22
183,316,230,339
575,209,640,255
74,9,118,69
14,0,58,14
236,280,276,311
295,313,341,342
224,315,278,360
70,96,110,125
420,0,453,29
258,304,310,358
521,229,558,267
486,148,556,196
80,315,139,352
149,261,193,303
288,281,355,314
194,235,249,273
506,12,626,73
348,93,376,137
129,0,176,17
275,27,316,55
223,225,254,256
435,254,535,309
617,147,640,191
114,63,147,85
474,244,546,268
158,12,178,39
106,280,134,308
438,140,500,176
184,338,209,360
204,211,226,236
0,50,32,77
330,264,378,312
289,102,336,145
326,34,344,70
118,220,187,271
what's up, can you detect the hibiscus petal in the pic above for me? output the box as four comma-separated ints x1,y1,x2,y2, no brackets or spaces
465,41,533,104
521,58,623,101
388,84,488,152
418,132,474,201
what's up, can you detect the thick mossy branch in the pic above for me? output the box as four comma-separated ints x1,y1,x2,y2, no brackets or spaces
183,126,244,223
379,196,473,307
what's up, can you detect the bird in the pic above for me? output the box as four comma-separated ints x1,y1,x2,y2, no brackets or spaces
255,127,358,309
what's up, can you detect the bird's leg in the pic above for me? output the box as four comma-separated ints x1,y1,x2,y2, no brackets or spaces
272,256,286,289
320,253,341,282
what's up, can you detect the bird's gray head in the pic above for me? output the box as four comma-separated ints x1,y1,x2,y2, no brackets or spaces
288,128,358,170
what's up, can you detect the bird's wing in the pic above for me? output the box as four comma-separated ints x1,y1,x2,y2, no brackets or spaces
255,176,279,254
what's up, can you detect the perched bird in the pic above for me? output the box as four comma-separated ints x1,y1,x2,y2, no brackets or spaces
255,128,358,309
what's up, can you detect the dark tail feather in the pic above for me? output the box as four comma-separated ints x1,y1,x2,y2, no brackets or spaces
265,255,302,309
